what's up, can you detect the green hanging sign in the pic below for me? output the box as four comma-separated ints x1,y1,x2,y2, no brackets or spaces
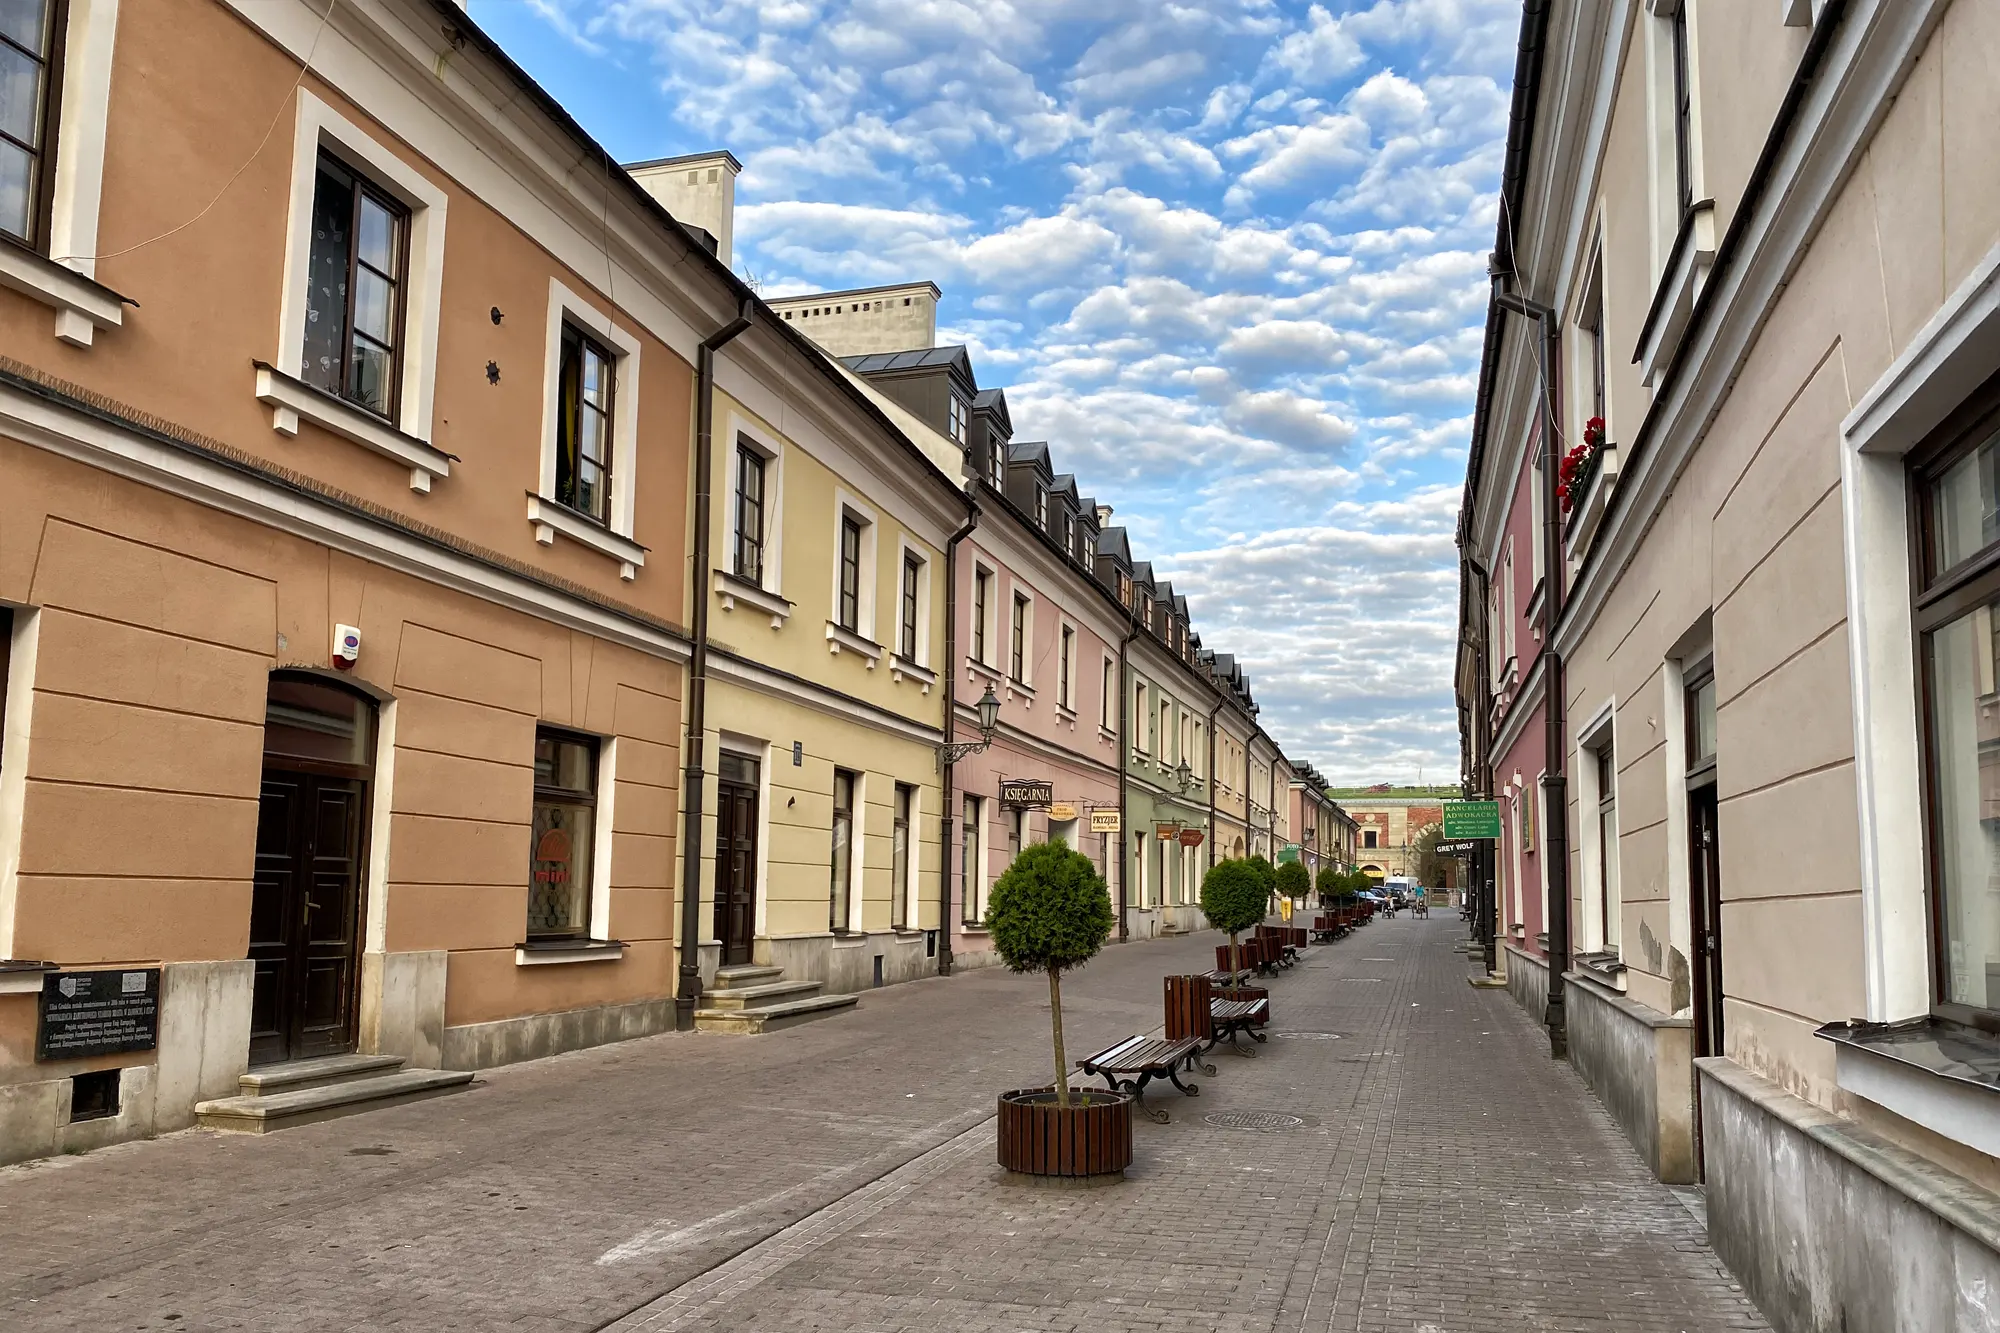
1441,800,1501,840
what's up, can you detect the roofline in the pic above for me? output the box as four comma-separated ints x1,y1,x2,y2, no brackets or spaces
767,280,944,304
623,149,744,173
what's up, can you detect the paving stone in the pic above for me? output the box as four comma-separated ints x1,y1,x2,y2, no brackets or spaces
0,921,1768,1332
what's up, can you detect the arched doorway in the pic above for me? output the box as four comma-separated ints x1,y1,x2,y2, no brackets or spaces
1360,865,1384,880
250,673,377,1067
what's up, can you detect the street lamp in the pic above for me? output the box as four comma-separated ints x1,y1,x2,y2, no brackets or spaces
1172,757,1194,794
936,683,1002,769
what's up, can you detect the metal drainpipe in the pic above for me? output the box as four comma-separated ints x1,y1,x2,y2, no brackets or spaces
1115,612,1141,941
936,502,980,977
674,298,754,1033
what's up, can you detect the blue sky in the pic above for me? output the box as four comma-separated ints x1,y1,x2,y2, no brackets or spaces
474,0,1516,784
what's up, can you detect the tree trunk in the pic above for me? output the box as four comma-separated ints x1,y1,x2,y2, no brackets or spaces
1048,967,1070,1109
1230,929,1242,983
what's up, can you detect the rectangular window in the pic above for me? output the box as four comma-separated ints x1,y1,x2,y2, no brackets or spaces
1364,829,1378,850
1597,743,1619,953
962,793,982,925
734,445,765,582
1686,669,1717,770
838,516,863,633
1035,489,1047,528
830,769,855,933
0,0,63,247
973,568,990,664
302,154,409,420
948,395,967,445
555,321,615,522
1141,599,1153,630
988,440,1004,489
1915,398,2000,1017
900,553,921,660
1059,625,1074,709
529,729,598,939
1135,682,1149,753
1010,593,1028,682
1160,699,1171,763
892,783,913,932
1101,658,1114,729
1583,253,1607,426
1670,2,1693,217
1009,807,1024,862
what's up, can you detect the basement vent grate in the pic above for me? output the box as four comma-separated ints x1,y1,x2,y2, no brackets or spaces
1203,1110,1317,1131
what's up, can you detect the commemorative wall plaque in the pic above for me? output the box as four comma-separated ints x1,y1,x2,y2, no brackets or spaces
37,968,161,1061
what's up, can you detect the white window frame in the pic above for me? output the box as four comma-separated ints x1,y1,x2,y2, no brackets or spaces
890,538,936,691
1100,655,1115,733
1135,680,1150,754
1057,620,1075,711
827,491,881,661
963,792,987,925
1008,587,1034,689
515,729,621,964
1575,700,1619,958
724,417,785,598
972,563,997,669
895,782,921,931
267,92,449,478
529,278,645,577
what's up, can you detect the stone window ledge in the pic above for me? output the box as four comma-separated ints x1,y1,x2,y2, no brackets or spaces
964,657,1003,687
0,238,128,347
714,569,791,627
825,621,883,664
514,938,626,966
1821,1015,2000,1161
0,960,56,995
1635,200,1717,388
889,654,935,692
527,493,647,581
255,362,454,493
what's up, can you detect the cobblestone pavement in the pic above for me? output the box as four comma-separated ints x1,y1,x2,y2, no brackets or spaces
0,919,1770,1332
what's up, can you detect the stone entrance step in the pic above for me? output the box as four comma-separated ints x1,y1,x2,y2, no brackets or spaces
196,1057,471,1133
694,961,858,1034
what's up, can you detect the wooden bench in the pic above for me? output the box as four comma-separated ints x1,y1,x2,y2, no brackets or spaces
1166,973,1268,1061
1255,926,1299,968
1076,1034,1203,1122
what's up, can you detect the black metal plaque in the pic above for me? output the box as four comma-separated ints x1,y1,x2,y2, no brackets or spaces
36,968,160,1061
999,779,1054,809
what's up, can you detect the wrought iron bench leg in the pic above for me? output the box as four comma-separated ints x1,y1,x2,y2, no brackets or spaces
1187,1045,1219,1078
1129,1072,1171,1124
1167,1065,1199,1098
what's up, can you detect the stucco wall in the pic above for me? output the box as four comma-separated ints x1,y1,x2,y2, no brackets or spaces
1565,972,1695,1183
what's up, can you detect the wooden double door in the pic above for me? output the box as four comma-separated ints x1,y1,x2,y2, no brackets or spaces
714,754,761,966
249,674,376,1068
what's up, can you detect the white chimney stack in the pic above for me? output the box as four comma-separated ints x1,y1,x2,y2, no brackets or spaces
626,151,741,270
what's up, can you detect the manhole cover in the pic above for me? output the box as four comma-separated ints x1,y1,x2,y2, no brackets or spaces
1270,1031,1344,1040
1203,1110,1319,1131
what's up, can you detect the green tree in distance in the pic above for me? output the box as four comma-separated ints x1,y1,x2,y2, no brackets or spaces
1201,858,1268,983
986,838,1116,1109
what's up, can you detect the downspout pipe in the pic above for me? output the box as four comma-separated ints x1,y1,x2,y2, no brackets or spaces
936,501,980,977
675,297,755,1032
1492,279,1570,1057
1205,695,1225,873
1115,612,1142,941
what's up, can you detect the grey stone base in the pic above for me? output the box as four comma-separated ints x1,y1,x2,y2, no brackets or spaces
759,931,938,995
1564,970,1695,1183
441,996,676,1071
1502,941,1549,1025
1699,1056,2000,1332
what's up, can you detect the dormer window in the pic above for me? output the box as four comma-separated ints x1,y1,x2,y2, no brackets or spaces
1035,489,1047,527
1141,599,1153,630
948,395,967,446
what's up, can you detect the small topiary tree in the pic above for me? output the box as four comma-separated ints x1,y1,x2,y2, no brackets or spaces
1201,858,1268,982
1314,863,1342,903
1275,859,1310,903
986,838,1116,1109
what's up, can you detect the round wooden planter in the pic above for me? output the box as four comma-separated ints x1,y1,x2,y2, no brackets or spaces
1219,984,1270,1026
996,1087,1134,1179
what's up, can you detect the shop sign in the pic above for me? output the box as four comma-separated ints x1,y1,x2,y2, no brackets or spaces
1048,802,1079,822
1436,840,1481,856
999,779,1054,809
37,968,160,1061
1276,844,1301,864
1178,828,1205,847
1155,822,1180,841
1441,800,1501,839
1090,810,1122,833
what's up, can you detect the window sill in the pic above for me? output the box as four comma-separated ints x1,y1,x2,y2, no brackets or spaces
254,362,454,493
1055,704,1077,728
957,926,990,937
714,569,792,627
826,622,883,665
1573,950,1628,990
0,959,56,995
831,931,870,948
1563,445,1619,561
1098,725,1118,745
965,658,1003,687
514,938,626,966
0,237,129,347
1821,1016,2000,1160
527,493,647,580
1006,677,1035,708
889,654,936,692
1634,200,1717,388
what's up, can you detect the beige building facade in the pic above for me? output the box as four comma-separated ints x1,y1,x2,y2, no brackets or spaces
1462,1,2000,1324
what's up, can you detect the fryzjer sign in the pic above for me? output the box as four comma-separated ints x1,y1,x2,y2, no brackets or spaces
37,968,161,1061
1441,800,1502,840
999,779,1054,808
1090,810,1122,832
